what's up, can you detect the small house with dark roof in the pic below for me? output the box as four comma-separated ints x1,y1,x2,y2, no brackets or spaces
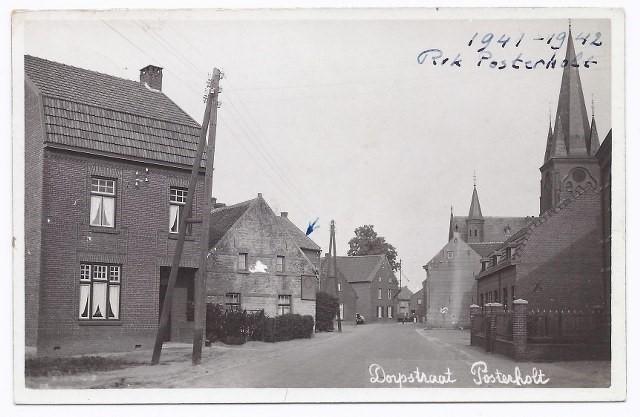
24,55,209,355
409,288,425,322
320,254,399,322
396,286,413,320
206,194,320,318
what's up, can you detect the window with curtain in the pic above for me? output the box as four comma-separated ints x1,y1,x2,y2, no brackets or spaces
169,187,190,234
277,295,291,315
90,178,115,227
79,263,120,320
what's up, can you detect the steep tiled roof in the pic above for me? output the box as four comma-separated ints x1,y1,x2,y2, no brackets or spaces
478,185,600,278
277,216,321,252
208,199,254,248
468,242,504,257
25,55,205,168
321,254,386,283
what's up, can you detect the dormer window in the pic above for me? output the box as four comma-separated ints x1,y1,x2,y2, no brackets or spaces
506,247,512,259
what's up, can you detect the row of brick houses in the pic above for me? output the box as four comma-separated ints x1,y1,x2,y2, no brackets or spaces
422,28,612,354
24,55,321,355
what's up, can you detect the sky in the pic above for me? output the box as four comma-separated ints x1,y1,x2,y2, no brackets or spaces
19,11,611,292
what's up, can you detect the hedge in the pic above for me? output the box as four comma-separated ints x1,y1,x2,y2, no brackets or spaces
205,303,314,345
315,291,339,332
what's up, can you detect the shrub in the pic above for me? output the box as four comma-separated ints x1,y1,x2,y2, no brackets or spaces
263,314,314,342
315,291,339,332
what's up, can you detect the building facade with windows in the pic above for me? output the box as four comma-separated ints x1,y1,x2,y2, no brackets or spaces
409,288,425,322
206,194,319,318
24,56,207,355
321,254,399,323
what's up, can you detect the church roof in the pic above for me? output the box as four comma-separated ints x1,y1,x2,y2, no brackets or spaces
547,29,598,160
468,185,483,218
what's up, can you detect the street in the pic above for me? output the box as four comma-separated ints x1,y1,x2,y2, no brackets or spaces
26,322,610,389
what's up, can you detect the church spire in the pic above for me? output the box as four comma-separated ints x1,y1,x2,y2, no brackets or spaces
549,24,592,158
544,117,554,162
448,205,454,241
588,96,600,155
468,184,483,219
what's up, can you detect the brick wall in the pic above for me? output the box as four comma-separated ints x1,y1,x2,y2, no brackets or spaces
36,148,204,355
206,198,317,319
24,80,45,347
516,188,603,309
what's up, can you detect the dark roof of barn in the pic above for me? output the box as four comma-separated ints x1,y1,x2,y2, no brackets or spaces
208,199,255,248
321,254,386,283
24,55,205,168
277,216,321,252
397,286,413,300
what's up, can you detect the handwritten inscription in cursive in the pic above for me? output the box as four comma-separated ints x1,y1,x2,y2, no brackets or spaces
469,361,550,386
417,31,603,70
368,363,456,387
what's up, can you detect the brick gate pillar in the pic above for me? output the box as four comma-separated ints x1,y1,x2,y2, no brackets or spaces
485,303,502,353
512,299,528,361
469,304,480,346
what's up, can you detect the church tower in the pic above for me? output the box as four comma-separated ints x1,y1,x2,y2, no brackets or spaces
540,26,601,214
465,184,484,243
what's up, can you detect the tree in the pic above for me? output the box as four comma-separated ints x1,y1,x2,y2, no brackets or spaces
347,225,400,271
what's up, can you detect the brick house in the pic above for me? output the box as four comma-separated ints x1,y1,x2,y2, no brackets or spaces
25,56,208,355
476,185,604,310
321,255,399,322
206,194,320,318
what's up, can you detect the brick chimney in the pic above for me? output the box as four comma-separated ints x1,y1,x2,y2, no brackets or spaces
140,65,163,91
280,212,288,218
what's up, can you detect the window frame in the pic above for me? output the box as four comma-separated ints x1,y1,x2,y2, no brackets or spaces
387,305,393,318
377,288,382,300
276,255,285,273
225,292,242,311
377,305,383,318
277,294,292,316
78,262,122,321
387,288,392,299
169,186,191,235
337,282,342,292
89,177,116,228
238,253,248,271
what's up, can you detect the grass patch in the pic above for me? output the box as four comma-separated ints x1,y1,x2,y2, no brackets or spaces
26,356,142,377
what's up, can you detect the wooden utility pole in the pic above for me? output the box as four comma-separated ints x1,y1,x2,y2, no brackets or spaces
151,68,220,365
399,259,402,288
192,68,222,365
329,220,342,332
